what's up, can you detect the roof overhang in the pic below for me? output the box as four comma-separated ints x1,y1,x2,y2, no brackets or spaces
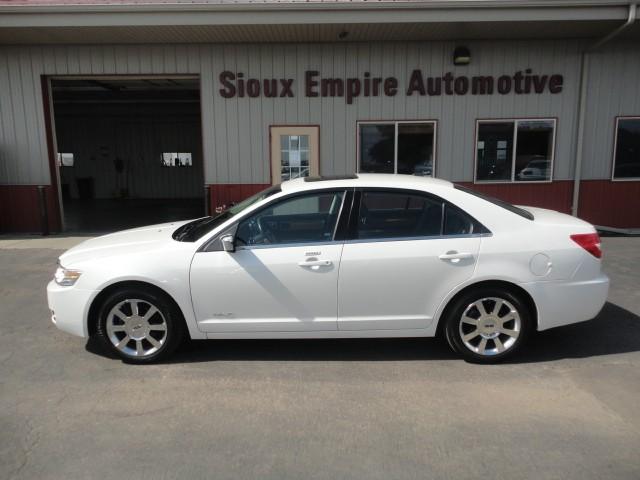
0,1,638,44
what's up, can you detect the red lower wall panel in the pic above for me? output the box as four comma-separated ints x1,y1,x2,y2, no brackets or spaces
456,181,574,214
578,180,640,228
0,185,61,234
3,181,636,232
208,183,271,213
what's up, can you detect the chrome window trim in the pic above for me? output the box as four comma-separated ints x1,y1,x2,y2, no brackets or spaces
233,232,492,251
343,232,492,245
236,240,340,251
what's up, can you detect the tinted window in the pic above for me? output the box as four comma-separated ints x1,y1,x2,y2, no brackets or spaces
514,120,554,182
613,118,640,179
359,124,395,173
476,120,555,182
476,122,513,181
359,122,436,176
444,204,475,235
236,191,344,246
454,184,534,221
356,191,443,240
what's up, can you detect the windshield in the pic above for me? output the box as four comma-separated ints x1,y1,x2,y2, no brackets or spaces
173,185,281,242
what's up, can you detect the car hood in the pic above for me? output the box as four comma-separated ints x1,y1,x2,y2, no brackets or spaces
59,220,192,267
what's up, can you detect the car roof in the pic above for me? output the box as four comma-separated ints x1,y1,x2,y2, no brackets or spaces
280,173,453,193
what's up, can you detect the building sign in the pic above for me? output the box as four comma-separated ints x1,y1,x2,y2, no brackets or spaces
219,69,563,104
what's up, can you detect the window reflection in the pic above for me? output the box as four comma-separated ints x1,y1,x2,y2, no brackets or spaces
476,119,555,182
613,118,640,179
397,123,435,176
359,124,395,173
515,121,554,182
476,123,513,181
359,122,435,176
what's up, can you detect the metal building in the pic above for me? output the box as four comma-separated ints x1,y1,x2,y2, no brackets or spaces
0,0,639,233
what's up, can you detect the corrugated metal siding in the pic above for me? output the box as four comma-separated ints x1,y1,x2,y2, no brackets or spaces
207,40,584,183
0,40,637,188
582,42,640,180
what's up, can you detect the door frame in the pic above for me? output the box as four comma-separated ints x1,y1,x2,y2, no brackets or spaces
269,125,320,185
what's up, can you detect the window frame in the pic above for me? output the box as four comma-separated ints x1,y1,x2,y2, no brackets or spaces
473,118,557,184
345,187,490,243
231,188,352,250
356,120,438,176
611,115,640,182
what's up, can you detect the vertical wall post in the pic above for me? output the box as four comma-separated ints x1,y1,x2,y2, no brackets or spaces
204,185,210,216
571,3,637,217
37,185,49,236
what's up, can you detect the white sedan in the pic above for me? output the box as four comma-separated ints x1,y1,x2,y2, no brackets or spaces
47,174,609,364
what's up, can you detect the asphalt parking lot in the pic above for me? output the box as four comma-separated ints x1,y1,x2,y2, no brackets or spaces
1,237,639,480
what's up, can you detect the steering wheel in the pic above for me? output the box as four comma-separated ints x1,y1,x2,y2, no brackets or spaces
257,217,278,244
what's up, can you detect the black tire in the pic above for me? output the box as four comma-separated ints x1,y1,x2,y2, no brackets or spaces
444,287,533,364
94,287,185,364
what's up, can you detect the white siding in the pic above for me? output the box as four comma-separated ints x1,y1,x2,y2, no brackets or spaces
0,40,638,187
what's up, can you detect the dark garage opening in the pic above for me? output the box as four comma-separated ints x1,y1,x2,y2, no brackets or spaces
50,77,205,233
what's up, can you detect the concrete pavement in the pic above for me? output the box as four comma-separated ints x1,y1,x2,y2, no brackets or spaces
0,238,639,480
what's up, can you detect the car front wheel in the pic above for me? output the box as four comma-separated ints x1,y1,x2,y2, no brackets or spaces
95,288,184,363
444,287,532,363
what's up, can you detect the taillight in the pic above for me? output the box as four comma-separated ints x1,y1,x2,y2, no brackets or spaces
570,233,602,259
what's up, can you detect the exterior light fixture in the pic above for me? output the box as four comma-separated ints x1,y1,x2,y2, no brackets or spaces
338,31,349,40
453,46,471,66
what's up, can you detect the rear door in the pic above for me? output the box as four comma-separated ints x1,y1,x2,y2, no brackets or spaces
337,188,483,331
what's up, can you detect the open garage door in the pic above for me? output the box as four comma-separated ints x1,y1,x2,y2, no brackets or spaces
50,77,204,232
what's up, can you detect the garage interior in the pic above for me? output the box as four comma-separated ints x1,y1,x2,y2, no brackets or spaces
51,77,205,232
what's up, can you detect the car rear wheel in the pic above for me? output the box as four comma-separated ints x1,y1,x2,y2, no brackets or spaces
95,288,184,364
444,287,532,363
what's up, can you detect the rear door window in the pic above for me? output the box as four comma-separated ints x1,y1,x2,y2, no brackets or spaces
355,191,443,240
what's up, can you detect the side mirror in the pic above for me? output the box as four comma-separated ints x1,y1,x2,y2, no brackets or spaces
220,234,235,253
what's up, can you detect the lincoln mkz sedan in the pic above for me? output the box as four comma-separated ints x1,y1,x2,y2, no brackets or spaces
47,174,609,363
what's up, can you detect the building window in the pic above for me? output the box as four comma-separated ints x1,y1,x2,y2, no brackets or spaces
613,117,640,180
280,134,310,181
358,121,436,176
161,152,192,167
475,119,555,183
56,153,74,167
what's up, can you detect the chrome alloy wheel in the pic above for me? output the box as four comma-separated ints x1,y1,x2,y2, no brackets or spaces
106,299,167,358
458,297,521,356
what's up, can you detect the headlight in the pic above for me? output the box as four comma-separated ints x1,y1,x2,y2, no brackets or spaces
54,265,82,286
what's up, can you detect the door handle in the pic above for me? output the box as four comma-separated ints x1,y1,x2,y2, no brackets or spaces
298,259,333,269
438,251,473,263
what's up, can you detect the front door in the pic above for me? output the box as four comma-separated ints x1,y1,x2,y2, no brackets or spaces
190,189,346,333
338,189,482,331
270,126,320,184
